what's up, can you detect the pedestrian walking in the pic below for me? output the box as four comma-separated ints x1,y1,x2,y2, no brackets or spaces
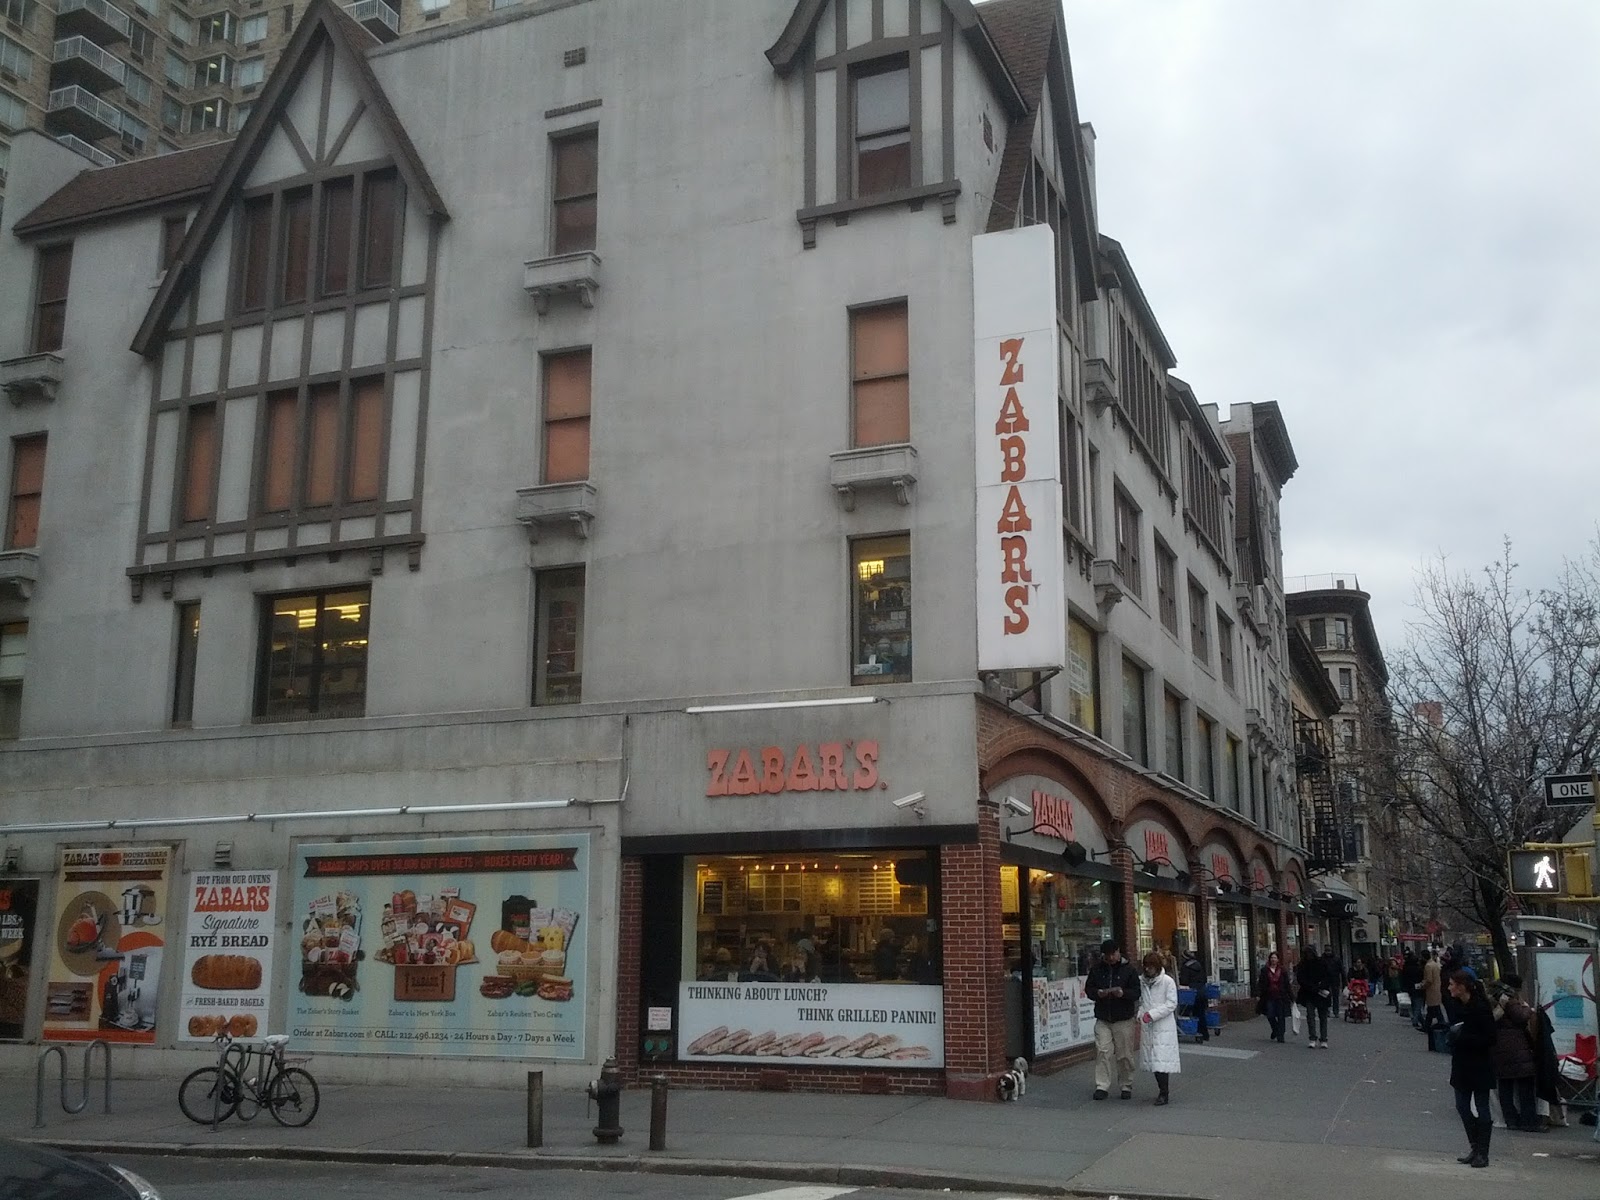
1402,951,1424,1026
1488,973,1538,1131
1137,950,1181,1106
1421,950,1446,1046
1255,950,1292,1043
1297,943,1333,1048
1323,946,1344,1017
1178,944,1209,1043
1084,939,1141,1100
1447,970,1498,1168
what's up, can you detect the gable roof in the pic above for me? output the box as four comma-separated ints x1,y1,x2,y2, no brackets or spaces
130,0,448,358
975,0,1098,302
12,140,235,238
768,0,1027,117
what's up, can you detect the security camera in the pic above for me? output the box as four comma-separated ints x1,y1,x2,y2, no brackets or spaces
1002,795,1030,817
892,792,926,809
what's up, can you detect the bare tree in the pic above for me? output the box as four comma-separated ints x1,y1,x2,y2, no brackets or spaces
1379,538,1600,972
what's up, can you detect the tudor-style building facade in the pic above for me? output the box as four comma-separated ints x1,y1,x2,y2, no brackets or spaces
1,0,1309,1100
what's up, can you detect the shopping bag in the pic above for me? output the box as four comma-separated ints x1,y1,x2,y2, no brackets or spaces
1291,1003,1304,1035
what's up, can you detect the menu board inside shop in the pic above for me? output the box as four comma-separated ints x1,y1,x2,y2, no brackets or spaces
290,834,589,1059
179,871,278,1041
0,880,40,1040
44,846,172,1043
678,981,943,1067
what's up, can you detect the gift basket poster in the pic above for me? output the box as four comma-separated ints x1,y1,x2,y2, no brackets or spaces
179,871,278,1042
43,845,172,1044
0,879,41,1040
290,834,588,1059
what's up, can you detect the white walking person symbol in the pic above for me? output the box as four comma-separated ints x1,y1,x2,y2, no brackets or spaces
1533,854,1557,889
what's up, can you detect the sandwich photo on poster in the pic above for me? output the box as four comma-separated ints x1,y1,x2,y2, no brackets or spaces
179,871,277,1041
44,846,172,1044
290,833,589,1059
0,879,41,1040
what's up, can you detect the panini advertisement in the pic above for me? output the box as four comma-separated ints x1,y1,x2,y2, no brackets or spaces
678,981,944,1067
0,879,40,1040
290,834,589,1059
179,870,278,1042
44,845,172,1043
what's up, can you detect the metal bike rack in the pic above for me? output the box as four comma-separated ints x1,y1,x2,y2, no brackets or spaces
34,1039,112,1129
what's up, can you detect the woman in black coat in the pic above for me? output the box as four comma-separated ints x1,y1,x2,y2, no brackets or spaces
1447,970,1498,1168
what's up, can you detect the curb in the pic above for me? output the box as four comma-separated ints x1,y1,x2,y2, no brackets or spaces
23,1137,1102,1196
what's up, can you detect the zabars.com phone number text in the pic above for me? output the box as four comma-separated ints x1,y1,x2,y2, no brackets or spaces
292,1028,576,1044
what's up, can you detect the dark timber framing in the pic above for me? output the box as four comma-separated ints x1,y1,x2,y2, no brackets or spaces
124,0,448,599
768,0,1026,249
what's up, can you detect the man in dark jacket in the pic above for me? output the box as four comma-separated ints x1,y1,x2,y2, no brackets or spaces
1489,974,1539,1131
1296,944,1333,1048
1322,947,1345,1016
1084,939,1142,1100
1178,947,1209,1043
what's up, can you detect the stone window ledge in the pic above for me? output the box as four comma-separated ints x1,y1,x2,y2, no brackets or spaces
829,444,917,510
1,352,65,405
797,181,961,249
523,251,601,314
516,481,596,541
0,549,40,601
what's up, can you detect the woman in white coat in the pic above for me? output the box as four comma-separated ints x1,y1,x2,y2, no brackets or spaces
1137,950,1182,1105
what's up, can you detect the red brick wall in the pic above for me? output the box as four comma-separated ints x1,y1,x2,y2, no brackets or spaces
616,856,643,1078
940,799,1006,1100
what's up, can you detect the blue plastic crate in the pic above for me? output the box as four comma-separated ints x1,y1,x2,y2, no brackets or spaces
1176,1016,1199,1037
1203,983,1222,1001
1206,1009,1222,1028
1177,987,1197,1006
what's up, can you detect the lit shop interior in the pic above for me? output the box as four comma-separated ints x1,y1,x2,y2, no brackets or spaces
687,851,939,985
1000,861,1116,1060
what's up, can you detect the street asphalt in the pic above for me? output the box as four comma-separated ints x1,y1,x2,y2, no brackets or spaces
8,1001,1597,1198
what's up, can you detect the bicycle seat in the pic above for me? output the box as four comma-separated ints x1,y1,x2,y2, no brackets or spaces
264,1034,291,1047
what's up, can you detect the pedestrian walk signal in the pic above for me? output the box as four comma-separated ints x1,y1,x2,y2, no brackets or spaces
1509,849,1563,895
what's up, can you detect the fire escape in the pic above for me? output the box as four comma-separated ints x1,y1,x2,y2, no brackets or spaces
1296,714,1350,870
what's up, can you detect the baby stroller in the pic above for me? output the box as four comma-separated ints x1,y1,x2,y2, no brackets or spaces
1343,976,1371,1023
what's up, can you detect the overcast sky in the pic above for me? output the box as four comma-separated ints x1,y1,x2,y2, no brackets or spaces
1056,0,1600,651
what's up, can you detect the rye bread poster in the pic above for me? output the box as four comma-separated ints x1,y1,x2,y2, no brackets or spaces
178,870,278,1041
0,879,40,1040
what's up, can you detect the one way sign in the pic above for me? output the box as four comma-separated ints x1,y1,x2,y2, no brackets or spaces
1544,773,1597,808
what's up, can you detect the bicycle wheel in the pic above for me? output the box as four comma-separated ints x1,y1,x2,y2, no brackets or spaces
178,1067,240,1124
267,1067,320,1127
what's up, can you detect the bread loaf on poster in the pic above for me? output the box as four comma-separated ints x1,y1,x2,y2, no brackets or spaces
188,1015,226,1038
490,930,535,954
191,954,263,991
227,1014,258,1038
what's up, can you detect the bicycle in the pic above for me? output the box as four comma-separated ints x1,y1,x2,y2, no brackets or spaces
178,1032,320,1128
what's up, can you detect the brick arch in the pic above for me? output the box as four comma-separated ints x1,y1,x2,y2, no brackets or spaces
1281,856,1309,894
980,747,1115,841
1121,795,1192,850
1193,824,1253,879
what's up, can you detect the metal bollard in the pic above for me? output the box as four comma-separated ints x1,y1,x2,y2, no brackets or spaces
648,1075,668,1152
526,1070,544,1148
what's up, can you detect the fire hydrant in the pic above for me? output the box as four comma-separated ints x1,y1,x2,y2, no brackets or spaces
587,1057,624,1144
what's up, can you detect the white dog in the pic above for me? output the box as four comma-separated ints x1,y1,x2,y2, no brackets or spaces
997,1056,1029,1101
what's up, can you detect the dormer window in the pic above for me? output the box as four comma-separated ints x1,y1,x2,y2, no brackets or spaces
853,59,910,197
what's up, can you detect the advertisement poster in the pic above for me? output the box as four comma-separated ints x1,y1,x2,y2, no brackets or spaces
179,870,278,1041
290,834,588,1059
1033,975,1094,1055
0,879,40,1040
44,845,172,1044
678,981,944,1067
1535,948,1597,1059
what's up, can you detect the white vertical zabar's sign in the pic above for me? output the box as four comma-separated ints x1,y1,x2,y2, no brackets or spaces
973,226,1065,671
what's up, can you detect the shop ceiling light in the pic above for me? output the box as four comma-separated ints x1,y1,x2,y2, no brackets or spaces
684,696,881,714
856,558,886,581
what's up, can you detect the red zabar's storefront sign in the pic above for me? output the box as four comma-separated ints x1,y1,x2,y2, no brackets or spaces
993,337,1035,636
1029,789,1075,841
1144,828,1171,865
707,741,880,796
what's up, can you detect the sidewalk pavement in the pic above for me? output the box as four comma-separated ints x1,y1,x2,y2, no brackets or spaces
9,1005,1597,1198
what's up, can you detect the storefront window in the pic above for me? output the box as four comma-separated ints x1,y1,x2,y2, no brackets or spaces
1135,890,1196,961
687,851,937,984
851,536,912,684
1209,903,1252,996
1067,616,1098,734
1002,864,1111,1058
1254,910,1278,975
